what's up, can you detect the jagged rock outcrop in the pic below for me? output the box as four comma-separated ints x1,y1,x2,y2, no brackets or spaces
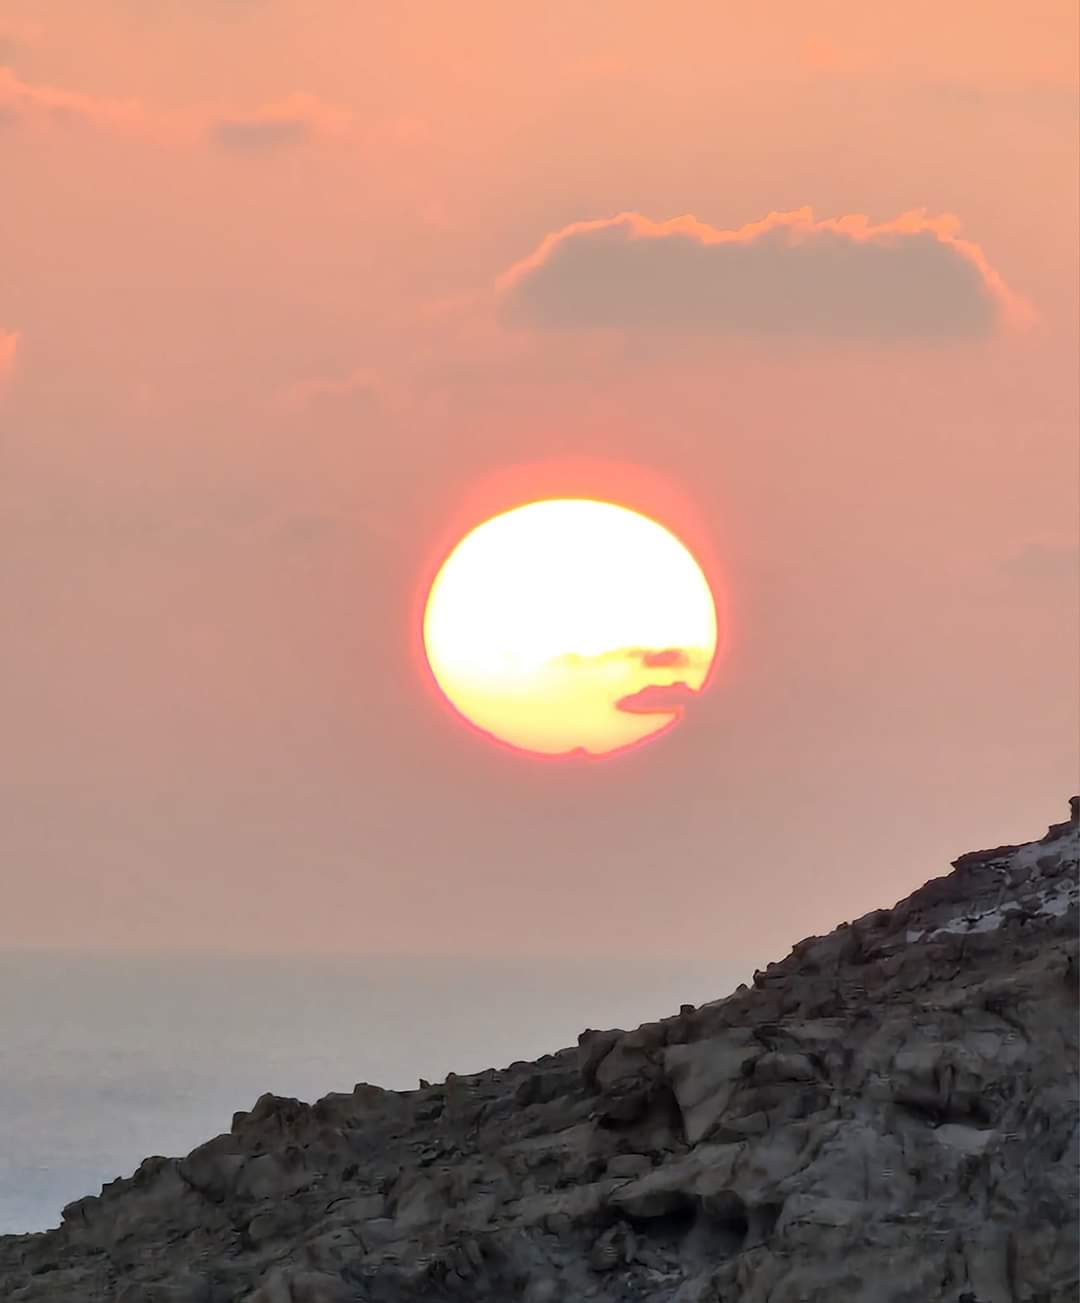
2,801,1077,1302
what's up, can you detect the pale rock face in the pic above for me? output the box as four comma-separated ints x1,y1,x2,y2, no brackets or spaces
1,801,1077,1302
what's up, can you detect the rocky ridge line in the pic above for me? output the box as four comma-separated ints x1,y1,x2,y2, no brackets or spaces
1,800,1077,1302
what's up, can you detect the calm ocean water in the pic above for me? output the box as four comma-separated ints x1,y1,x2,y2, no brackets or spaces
0,950,745,1235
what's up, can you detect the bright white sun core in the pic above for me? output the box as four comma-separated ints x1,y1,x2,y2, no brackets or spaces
422,498,719,757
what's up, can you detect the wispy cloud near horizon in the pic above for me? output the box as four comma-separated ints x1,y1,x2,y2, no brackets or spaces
0,66,352,150
0,65,146,133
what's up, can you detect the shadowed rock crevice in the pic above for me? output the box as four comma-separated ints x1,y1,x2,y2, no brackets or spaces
1,801,1076,1302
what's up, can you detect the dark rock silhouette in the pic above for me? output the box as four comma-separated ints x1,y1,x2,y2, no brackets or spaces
2,801,1077,1301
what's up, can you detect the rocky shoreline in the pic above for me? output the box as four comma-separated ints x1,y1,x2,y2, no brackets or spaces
2,801,1077,1302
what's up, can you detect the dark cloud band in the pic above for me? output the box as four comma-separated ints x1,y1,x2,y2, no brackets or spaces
498,209,1028,339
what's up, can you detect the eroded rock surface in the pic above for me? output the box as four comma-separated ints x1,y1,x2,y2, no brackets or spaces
2,802,1077,1302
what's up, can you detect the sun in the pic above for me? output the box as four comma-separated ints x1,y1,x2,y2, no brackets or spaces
422,499,719,757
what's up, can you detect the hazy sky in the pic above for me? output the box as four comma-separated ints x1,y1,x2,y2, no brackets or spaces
2,1,1077,966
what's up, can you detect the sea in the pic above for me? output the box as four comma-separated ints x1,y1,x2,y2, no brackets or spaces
0,949,746,1235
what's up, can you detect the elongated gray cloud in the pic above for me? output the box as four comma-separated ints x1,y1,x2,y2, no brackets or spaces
212,115,310,151
1002,541,1080,583
498,209,1029,339
209,94,350,151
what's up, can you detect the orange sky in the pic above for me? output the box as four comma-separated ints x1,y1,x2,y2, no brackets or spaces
1,1,1077,964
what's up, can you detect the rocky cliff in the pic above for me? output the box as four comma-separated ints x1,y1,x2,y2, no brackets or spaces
2,802,1077,1303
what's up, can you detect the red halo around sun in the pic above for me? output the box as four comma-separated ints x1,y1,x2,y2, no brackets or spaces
412,459,728,761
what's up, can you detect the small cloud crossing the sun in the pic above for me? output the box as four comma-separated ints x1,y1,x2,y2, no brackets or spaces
615,681,702,715
637,648,692,668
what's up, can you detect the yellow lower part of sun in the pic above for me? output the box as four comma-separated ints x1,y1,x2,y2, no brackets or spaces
436,649,713,755
423,499,718,757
